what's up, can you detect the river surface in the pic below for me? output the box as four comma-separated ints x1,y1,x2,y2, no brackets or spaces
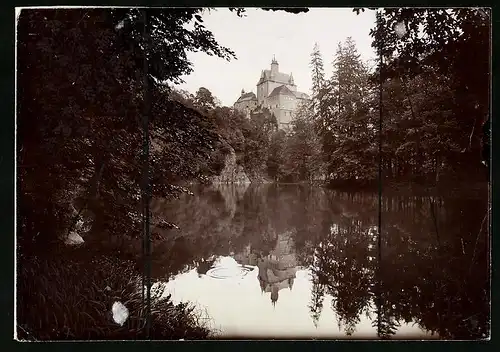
150,184,489,340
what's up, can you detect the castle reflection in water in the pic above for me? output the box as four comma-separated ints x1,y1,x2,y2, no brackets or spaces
233,231,298,306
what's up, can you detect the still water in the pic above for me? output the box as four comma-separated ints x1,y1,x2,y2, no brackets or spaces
150,184,489,339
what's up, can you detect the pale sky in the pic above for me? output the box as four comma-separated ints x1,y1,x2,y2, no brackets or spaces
175,8,378,106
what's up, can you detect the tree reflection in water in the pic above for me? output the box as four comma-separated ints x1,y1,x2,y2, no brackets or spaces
305,192,377,337
151,184,489,339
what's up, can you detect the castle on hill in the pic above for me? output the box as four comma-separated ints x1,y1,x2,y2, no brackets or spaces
233,56,310,128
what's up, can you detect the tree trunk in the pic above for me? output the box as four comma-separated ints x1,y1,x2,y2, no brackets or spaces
435,155,440,184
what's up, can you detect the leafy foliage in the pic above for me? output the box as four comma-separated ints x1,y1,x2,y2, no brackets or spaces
283,108,324,182
365,8,490,172
262,8,309,14
109,8,237,86
17,8,233,249
194,87,220,112
17,247,211,340
16,7,241,340
305,13,489,187
310,37,377,184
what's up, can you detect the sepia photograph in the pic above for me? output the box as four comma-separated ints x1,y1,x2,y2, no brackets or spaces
15,7,490,340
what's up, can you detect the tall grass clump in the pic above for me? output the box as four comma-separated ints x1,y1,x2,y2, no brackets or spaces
17,245,212,340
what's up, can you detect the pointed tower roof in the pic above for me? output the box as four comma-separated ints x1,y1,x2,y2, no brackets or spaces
258,58,291,85
289,72,294,85
271,285,278,307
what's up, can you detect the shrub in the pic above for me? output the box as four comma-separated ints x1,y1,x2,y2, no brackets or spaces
16,246,212,340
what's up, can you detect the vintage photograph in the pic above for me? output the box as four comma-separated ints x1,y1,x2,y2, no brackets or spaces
16,7,490,340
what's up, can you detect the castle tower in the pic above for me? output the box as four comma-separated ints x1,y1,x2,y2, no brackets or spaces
241,56,311,129
271,285,279,306
271,55,279,76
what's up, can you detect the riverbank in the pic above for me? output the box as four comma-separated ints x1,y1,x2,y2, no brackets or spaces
208,178,489,198
325,179,489,197
16,244,212,340
379,180,488,197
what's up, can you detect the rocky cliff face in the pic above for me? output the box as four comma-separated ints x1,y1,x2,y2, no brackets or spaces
246,170,273,184
211,146,251,184
209,183,249,219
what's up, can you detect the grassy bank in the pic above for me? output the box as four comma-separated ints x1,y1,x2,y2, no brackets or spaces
325,179,489,197
16,244,212,340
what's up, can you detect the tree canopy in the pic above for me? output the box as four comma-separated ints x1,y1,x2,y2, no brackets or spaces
17,8,238,250
359,8,490,168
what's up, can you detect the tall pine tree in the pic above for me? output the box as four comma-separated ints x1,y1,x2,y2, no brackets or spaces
310,42,325,95
323,37,375,183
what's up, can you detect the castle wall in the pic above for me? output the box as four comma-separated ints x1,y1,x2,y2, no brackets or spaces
279,94,297,112
265,95,280,122
259,93,298,125
275,109,293,126
266,94,278,109
277,95,297,125
257,85,265,104
234,99,258,118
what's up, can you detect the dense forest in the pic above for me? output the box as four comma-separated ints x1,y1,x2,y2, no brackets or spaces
16,8,489,340
170,9,490,188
